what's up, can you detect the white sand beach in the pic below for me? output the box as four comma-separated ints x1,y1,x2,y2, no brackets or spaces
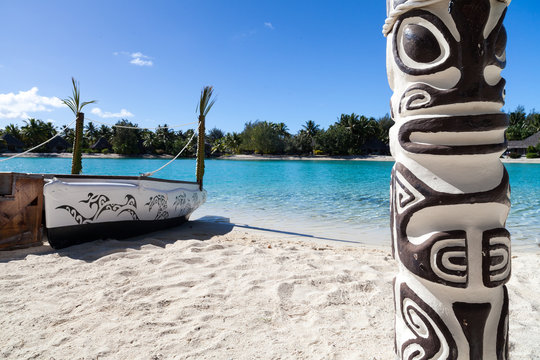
1,216,539,359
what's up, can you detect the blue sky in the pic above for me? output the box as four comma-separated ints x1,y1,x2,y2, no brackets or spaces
1,0,539,134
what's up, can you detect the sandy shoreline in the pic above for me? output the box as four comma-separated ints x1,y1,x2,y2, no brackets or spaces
0,216,539,359
2,152,540,163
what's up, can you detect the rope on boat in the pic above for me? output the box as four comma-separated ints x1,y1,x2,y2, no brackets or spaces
0,119,77,163
85,118,198,131
140,127,198,177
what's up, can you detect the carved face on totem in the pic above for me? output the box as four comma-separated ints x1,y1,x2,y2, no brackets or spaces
385,0,510,158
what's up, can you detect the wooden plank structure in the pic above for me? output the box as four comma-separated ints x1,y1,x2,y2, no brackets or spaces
0,173,44,250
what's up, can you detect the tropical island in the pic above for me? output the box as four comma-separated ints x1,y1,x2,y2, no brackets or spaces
2,106,539,159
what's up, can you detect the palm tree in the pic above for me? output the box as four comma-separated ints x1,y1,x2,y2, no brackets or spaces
61,125,75,145
196,86,216,190
154,124,175,154
21,118,57,149
84,121,99,146
301,120,320,154
61,77,97,174
4,124,22,141
224,132,242,154
273,122,289,137
97,124,113,140
302,120,320,137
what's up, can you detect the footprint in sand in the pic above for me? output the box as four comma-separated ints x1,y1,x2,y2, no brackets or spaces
277,282,294,300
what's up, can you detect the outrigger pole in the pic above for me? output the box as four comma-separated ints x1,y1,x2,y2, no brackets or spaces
196,86,215,191
61,77,97,175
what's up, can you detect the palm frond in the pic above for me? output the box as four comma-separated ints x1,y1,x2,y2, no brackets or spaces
71,77,80,107
62,97,78,115
80,100,97,111
197,86,216,118
62,77,97,115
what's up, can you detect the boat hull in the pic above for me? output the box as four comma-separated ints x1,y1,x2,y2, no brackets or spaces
43,175,206,249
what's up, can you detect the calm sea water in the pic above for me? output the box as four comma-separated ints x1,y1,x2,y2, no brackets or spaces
1,157,539,247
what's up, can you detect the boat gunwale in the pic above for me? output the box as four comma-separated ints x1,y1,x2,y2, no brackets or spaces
2,172,200,186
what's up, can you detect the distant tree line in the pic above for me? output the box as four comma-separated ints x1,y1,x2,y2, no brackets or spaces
1,106,539,156
211,113,394,156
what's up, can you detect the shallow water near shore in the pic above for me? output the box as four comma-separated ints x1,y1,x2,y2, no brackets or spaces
1,157,539,248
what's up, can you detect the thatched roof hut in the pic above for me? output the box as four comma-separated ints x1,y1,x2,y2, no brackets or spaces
45,136,71,153
91,137,112,151
507,131,540,155
0,133,25,152
361,138,390,155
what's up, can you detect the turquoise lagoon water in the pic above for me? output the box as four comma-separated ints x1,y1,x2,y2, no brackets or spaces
1,157,539,247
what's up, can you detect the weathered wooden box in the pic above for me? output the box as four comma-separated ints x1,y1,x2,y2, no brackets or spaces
0,173,44,250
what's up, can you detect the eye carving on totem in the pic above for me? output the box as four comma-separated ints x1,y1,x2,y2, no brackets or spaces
386,0,509,115
393,11,455,75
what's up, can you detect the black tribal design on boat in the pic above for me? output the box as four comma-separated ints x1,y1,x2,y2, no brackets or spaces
173,193,187,211
145,194,169,220
56,193,139,224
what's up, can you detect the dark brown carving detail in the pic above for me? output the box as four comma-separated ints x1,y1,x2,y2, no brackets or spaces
497,286,510,360
397,113,509,155
482,228,511,287
396,175,417,208
393,4,508,114
393,10,457,76
452,302,492,360
400,282,458,360
403,24,441,63
402,230,468,287
391,162,509,286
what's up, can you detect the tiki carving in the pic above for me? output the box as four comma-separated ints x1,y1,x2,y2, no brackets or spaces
384,0,511,359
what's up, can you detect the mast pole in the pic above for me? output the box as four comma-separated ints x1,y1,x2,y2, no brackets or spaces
196,113,205,191
71,112,84,174
195,85,214,191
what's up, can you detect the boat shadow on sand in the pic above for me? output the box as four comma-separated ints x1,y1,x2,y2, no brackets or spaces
0,216,235,263
0,215,366,263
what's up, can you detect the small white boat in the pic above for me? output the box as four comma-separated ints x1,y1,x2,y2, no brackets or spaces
43,175,206,248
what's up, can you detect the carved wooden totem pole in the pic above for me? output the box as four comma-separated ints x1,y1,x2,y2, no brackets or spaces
384,0,511,359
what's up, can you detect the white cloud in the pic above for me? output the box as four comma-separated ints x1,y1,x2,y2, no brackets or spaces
114,51,154,66
264,22,274,30
131,52,148,59
130,57,153,66
0,87,64,119
91,107,134,119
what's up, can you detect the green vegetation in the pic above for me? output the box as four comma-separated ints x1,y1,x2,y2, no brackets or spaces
526,145,540,159
3,106,540,158
507,106,540,141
